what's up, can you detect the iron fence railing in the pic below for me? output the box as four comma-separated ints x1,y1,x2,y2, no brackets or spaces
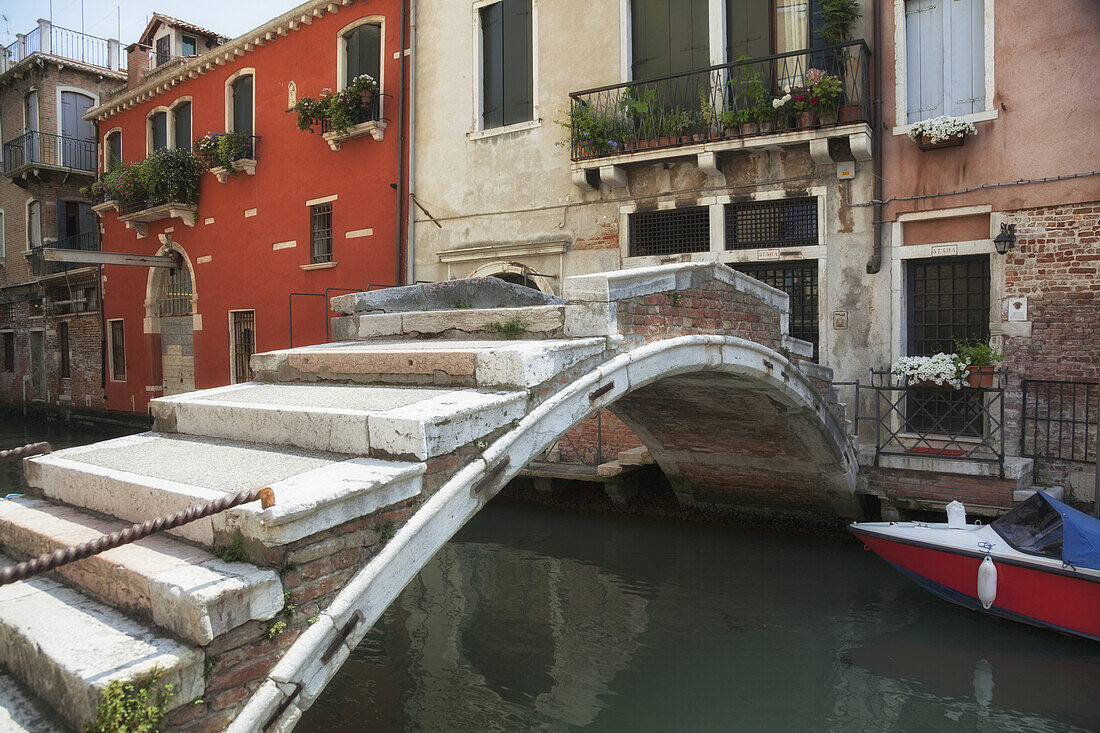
319,96,381,135
850,369,1006,471
567,40,870,161
1021,380,1098,464
30,231,100,277
2,131,97,174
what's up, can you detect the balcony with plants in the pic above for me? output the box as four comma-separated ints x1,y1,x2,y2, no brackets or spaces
2,130,98,180
195,131,261,183
84,147,204,235
565,40,871,188
294,75,384,151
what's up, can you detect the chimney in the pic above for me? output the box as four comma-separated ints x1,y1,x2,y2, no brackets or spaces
126,43,149,89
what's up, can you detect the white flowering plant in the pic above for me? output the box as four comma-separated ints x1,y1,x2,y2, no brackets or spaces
294,74,378,135
906,115,977,144
890,353,968,389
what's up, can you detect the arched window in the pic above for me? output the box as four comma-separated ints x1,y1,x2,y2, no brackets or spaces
172,101,192,151
230,74,253,136
149,110,168,152
104,129,122,171
339,20,382,121
159,265,193,317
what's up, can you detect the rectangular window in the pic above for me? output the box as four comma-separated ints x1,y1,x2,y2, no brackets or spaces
344,23,382,123
725,198,818,250
1,304,12,322
28,201,41,249
480,0,533,129
109,320,126,381
0,210,5,258
173,102,192,151
310,203,333,263
59,322,70,378
231,76,254,135
155,35,171,66
2,332,13,372
181,35,197,56
105,131,122,170
628,207,710,257
905,0,985,123
230,310,256,384
734,261,819,362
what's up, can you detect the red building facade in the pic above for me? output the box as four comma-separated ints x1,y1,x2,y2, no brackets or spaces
87,0,407,414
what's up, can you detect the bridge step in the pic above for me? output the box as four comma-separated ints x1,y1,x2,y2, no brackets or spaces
24,433,424,548
250,338,607,390
150,383,527,460
0,674,66,733
330,304,568,342
0,553,203,731
0,496,284,646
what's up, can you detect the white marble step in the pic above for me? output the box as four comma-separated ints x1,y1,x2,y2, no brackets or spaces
250,338,607,390
0,496,283,645
150,382,527,459
0,674,65,733
0,553,203,731
24,433,424,548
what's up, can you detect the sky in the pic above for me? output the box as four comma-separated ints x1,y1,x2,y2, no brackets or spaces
0,0,304,48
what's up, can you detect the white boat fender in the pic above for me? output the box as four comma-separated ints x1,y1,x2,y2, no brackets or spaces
977,555,998,609
946,500,967,528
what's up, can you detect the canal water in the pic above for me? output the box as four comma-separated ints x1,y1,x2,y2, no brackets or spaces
2,420,1099,731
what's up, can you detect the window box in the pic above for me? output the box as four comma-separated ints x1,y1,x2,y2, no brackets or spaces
321,119,387,151
916,134,966,152
209,158,258,183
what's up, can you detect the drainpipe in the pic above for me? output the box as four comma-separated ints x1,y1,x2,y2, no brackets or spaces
865,0,884,274
394,0,410,287
405,0,418,286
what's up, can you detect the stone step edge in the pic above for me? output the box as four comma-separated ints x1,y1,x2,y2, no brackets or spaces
0,552,204,730
0,673,67,733
0,496,284,646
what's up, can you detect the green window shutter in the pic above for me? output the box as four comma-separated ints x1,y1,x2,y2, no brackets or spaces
726,0,771,62
152,112,167,151
232,76,253,134
481,2,504,128
632,0,709,80
173,102,191,150
502,0,532,126
345,23,381,83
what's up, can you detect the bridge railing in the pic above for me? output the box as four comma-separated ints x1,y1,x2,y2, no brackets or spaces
845,369,1007,472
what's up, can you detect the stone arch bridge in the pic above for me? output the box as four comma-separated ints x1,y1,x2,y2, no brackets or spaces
0,263,855,732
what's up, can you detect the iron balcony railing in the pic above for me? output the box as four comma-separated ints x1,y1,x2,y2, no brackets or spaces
319,96,381,135
1021,379,1098,464
567,40,870,161
2,131,97,175
847,369,1007,472
30,231,100,277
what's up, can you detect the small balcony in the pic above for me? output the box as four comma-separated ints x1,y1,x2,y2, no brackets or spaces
2,131,97,180
567,41,871,189
116,195,198,235
1,21,124,72
30,231,101,277
206,134,261,183
319,97,386,151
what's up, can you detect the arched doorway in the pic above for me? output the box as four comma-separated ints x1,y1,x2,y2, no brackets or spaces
146,244,197,396
467,262,555,295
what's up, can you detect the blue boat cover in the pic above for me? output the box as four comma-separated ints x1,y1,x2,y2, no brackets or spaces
1039,492,1100,571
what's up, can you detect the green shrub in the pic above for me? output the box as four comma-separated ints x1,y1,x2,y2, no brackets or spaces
86,669,174,733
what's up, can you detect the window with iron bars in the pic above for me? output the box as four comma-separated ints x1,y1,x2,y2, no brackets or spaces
628,206,710,258
109,320,126,381
0,303,13,322
2,332,13,372
725,198,818,250
734,261,819,362
159,267,193,317
311,203,333,264
230,310,256,384
59,322,70,379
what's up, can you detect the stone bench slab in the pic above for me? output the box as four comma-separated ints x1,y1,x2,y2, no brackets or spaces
0,496,283,645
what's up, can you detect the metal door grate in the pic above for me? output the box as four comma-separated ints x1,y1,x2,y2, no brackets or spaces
231,310,256,383
735,261,819,361
311,203,333,263
628,207,710,257
159,267,193,317
725,198,818,250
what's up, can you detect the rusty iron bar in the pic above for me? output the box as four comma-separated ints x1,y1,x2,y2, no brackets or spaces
0,442,51,460
0,486,276,587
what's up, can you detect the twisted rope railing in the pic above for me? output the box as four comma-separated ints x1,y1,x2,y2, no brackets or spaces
0,442,51,460
0,486,275,587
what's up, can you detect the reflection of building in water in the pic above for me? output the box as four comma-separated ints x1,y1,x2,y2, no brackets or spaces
398,542,649,731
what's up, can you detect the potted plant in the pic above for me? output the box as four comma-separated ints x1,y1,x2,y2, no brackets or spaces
194,131,251,178
807,68,843,125
907,115,978,151
817,0,863,122
295,74,379,136
620,86,661,149
771,86,794,130
891,353,967,390
954,338,1002,388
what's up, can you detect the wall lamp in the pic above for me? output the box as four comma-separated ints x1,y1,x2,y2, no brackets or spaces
993,223,1016,255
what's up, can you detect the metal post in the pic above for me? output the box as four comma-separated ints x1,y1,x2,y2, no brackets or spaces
1093,375,1099,518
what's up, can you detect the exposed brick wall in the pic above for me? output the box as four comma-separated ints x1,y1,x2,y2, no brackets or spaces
557,409,643,464
574,221,619,250
863,466,1016,511
1000,201,1099,491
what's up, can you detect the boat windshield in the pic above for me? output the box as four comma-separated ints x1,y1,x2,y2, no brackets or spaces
991,493,1063,560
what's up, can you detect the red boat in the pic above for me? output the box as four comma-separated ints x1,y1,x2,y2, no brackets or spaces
850,492,1100,641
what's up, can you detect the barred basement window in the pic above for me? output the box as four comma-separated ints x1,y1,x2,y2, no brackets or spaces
59,322,70,378
2,332,13,372
311,203,333,264
735,261,819,362
0,303,13,322
109,320,126,381
160,267,193,317
725,198,818,250
628,207,710,257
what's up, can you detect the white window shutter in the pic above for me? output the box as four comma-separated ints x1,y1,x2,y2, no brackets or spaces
945,0,984,116
905,0,944,123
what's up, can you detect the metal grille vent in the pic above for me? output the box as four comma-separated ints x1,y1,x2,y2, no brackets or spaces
628,207,710,257
725,198,818,250
907,256,990,356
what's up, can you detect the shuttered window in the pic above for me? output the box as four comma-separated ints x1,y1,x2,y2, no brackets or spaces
231,75,253,135
345,23,381,85
481,0,533,129
632,0,709,80
726,0,771,62
905,0,985,123
105,131,121,170
173,102,191,151
150,111,167,151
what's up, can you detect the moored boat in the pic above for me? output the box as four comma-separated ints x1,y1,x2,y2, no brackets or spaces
850,492,1100,641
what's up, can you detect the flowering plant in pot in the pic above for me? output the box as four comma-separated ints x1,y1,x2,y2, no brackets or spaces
907,115,977,151
295,74,378,136
891,353,967,390
194,131,251,177
954,338,1002,388
807,68,843,124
